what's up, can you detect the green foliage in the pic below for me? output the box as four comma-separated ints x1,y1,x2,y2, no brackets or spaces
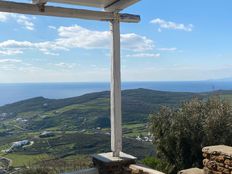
142,157,160,169
2,89,232,173
142,157,171,173
95,117,110,128
150,97,232,174
19,168,56,174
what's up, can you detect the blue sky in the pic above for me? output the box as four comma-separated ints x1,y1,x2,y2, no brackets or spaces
0,0,232,83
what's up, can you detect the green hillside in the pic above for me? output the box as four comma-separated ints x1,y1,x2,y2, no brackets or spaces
1,88,232,170
0,88,202,131
1,88,232,137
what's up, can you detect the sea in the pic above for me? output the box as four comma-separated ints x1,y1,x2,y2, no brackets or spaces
0,81,232,106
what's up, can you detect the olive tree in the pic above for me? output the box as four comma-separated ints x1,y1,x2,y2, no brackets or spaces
150,97,232,174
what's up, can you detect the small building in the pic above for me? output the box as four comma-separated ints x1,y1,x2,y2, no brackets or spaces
2,140,31,153
12,140,30,148
16,118,28,123
39,131,55,138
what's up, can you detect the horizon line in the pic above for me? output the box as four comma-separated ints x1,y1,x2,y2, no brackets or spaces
0,80,232,84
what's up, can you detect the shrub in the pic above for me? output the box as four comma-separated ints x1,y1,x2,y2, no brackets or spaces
142,156,171,173
18,168,56,174
150,97,232,174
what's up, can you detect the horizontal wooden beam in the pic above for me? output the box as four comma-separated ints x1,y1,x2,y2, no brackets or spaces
104,0,140,12
32,0,48,4
120,13,140,23
44,0,111,8
0,1,112,21
0,1,140,23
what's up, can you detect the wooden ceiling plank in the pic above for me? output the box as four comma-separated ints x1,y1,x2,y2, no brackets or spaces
0,1,140,22
104,0,140,12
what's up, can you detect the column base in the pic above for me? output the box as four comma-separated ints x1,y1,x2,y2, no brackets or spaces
92,152,137,174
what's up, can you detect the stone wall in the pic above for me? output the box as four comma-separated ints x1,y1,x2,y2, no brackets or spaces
129,164,165,174
179,145,232,174
202,145,232,174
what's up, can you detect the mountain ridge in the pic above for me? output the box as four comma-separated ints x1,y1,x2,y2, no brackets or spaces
0,88,231,131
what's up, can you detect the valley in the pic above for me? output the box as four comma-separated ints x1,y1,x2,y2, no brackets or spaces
0,88,232,169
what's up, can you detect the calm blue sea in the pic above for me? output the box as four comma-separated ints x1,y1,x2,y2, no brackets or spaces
0,81,232,106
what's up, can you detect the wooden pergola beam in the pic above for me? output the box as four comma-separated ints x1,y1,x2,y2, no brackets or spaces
0,1,140,23
105,0,140,12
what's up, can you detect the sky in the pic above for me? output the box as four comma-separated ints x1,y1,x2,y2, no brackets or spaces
0,0,232,83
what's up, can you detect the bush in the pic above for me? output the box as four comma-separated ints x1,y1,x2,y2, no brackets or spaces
150,97,232,174
142,156,171,173
19,168,56,174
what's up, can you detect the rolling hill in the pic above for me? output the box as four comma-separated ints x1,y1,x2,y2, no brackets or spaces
1,88,232,168
0,88,203,131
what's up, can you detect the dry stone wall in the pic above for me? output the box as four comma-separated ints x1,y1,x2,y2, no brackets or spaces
178,145,232,174
202,145,232,174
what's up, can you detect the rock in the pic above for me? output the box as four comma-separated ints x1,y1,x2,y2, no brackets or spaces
178,168,203,174
202,145,232,158
0,169,6,174
203,145,232,174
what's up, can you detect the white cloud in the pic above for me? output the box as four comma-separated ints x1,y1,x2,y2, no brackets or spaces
0,49,23,55
57,25,110,49
157,47,177,51
0,40,33,55
48,25,56,30
0,12,35,31
126,53,160,58
0,25,155,55
0,40,33,47
0,60,41,72
55,62,76,69
44,52,60,56
57,25,154,51
121,33,154,51
151,18,193,32
0,12,10,22
0,59,22,63
16,15,35,31
0,40,65,56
